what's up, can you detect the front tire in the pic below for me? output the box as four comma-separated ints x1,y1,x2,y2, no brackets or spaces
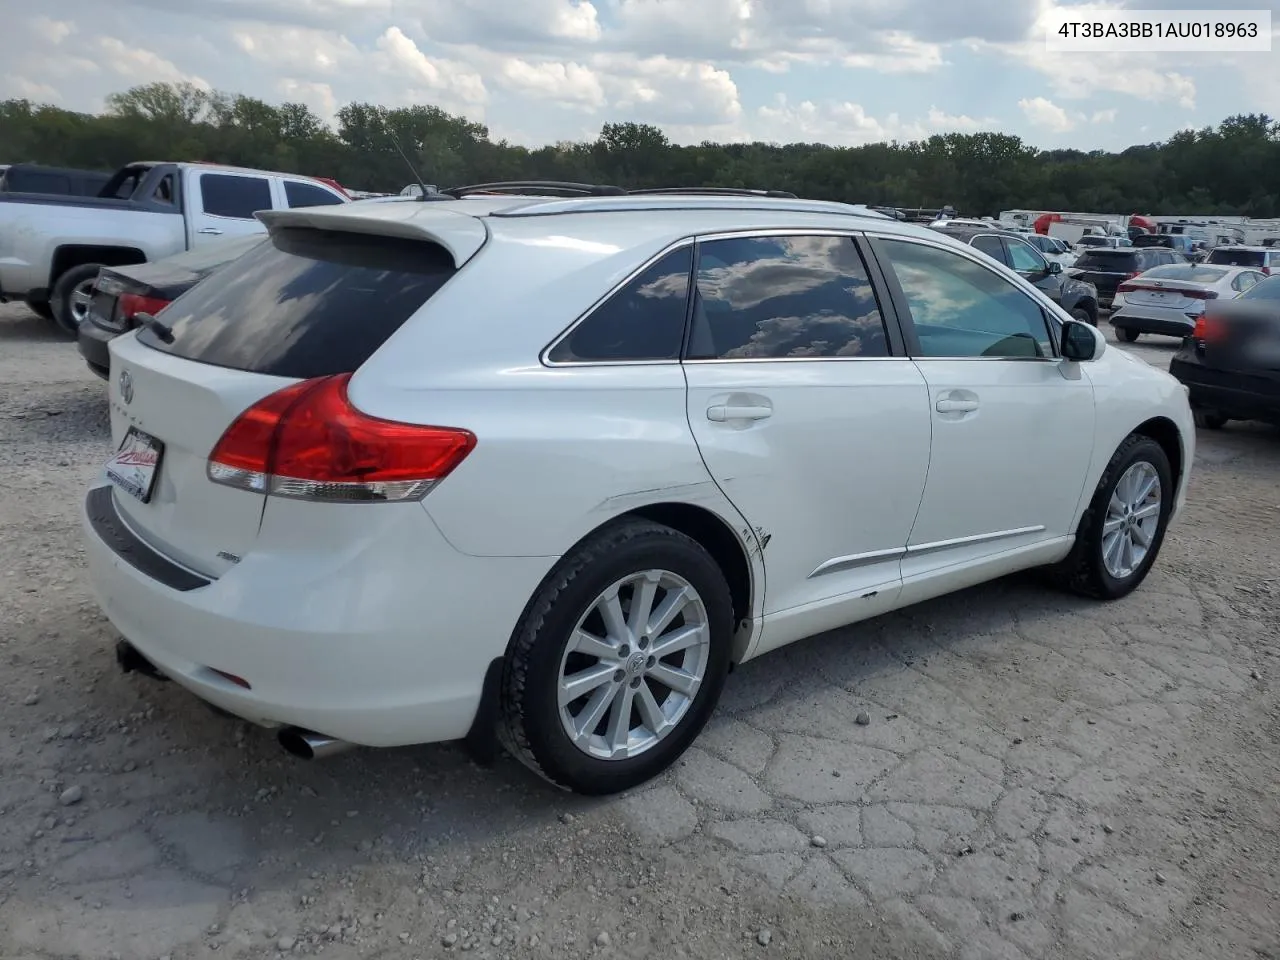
1049,434,1173,600
24,298,54,321
50,263,104,337
500,518,734,795
1070,307,1096,327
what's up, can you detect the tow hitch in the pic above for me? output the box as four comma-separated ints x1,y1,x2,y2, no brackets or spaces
115,639,169,682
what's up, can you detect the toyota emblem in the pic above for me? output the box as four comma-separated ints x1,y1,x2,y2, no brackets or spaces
118,369,133,405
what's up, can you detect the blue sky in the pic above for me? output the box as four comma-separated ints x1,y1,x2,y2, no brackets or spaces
4,0,1277,151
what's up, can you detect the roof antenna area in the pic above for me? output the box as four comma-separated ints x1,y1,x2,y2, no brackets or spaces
389,137,439,201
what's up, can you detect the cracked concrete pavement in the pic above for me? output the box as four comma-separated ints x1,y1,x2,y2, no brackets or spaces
1,303,1277,959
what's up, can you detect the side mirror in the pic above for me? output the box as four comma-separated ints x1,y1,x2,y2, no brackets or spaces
1061,319,1104,362
1047,260,1063,275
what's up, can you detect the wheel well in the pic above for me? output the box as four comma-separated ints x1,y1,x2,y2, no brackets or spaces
1075,297,1098,320
50,245,146,288
1134,416,1184,489
626,502,754,629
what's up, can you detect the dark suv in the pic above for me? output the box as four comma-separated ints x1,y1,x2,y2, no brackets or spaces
930,225,1100,324
1069,247,1187,309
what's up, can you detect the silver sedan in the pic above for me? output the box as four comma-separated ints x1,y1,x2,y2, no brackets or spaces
1110,264,1268,342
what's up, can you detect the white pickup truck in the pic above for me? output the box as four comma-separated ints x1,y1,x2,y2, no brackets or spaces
0,161,349,333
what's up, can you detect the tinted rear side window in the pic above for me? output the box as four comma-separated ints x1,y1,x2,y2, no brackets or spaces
200,174,273,219
137,227,456,378
1208,249,1265,267
1075,252,1139,271
546,247,692,363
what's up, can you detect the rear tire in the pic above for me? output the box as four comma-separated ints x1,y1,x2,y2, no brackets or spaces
24,298,54,321
1048,434,1173,601
51,263,104,337
1193,409,1228,430
499,518,734,795
1117,328,1140,343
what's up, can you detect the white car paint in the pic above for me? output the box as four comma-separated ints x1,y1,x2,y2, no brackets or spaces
81,194,1196,761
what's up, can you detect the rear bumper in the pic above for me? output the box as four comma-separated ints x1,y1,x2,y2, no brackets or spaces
81,481,554,747
1169,356,1280,423
1109,309,1196,339
78,320,116,378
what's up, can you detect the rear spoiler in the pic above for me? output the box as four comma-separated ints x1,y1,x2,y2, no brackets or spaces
256,206,488,268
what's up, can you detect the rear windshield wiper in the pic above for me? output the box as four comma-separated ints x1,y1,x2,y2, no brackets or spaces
135,311,174,343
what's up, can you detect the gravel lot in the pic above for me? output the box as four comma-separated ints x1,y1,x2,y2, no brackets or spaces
1,302,1277,960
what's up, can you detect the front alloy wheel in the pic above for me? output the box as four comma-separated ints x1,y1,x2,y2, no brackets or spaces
1049,433,1173,600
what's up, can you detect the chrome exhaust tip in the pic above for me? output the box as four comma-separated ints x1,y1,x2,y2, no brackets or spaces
278,727,353,760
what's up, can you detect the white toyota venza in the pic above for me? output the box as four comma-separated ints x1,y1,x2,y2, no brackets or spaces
83,191,1195,795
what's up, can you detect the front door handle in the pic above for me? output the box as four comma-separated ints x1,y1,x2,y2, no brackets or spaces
936,398,979,413
707,404,772,422
197,227,224,235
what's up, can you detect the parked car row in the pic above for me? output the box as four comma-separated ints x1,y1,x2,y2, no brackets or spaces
75,181,1196,794
0,160,348,333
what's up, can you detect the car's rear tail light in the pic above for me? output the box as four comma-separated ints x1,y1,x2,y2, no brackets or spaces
1118,282,1217,299
207,374,476,502
118,293,172,321
1193,315,1228,344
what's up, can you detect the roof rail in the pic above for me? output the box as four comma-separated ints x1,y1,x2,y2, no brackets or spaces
489,195,891,220
442,180,627,198
626,187,799,199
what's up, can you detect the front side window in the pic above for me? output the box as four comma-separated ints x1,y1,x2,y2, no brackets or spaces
1007,238,1049,274
878,238,1054,359
547,246,692,363
199,173,273,219
687,235,889,360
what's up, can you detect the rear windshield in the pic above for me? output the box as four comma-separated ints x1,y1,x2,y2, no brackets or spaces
1241,275,1280,300
1074,251,1138,271
1131,236,1170,248
137,227,456,378
1142,265,1227,282
1207,248,1265,267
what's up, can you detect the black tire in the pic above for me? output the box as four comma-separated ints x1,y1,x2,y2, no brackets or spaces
24,298,54,321
499,518,734,795
1049,434,1174,601
50,263,104,337
1070,307,1095,327
1193,409,1228,430
1117,328,1140,343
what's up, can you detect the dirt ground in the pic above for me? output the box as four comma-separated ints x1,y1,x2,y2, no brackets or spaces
0,302,1277,960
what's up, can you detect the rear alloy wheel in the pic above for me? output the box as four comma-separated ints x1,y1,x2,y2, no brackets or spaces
1049,434,1173,600
500,518,734,794
1193,409,1228,430
1117,328,1140,343
51,263,104,336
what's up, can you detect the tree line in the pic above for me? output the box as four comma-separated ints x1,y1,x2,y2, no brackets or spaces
2,82,1278,218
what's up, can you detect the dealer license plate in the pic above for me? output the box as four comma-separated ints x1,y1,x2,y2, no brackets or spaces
105,427,164,503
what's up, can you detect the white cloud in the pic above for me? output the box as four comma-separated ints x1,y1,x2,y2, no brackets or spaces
1091,108,1118,124
372,26,487,108
29,16,74,44
750,95,995,146
498,58,605,110
233,26,359,74
96,37,210,89
592,54,742,126
1018,96,1075,133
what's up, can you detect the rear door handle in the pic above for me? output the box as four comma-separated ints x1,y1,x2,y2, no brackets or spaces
936,398,979,413
707,404,772,422
197,227,223,235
